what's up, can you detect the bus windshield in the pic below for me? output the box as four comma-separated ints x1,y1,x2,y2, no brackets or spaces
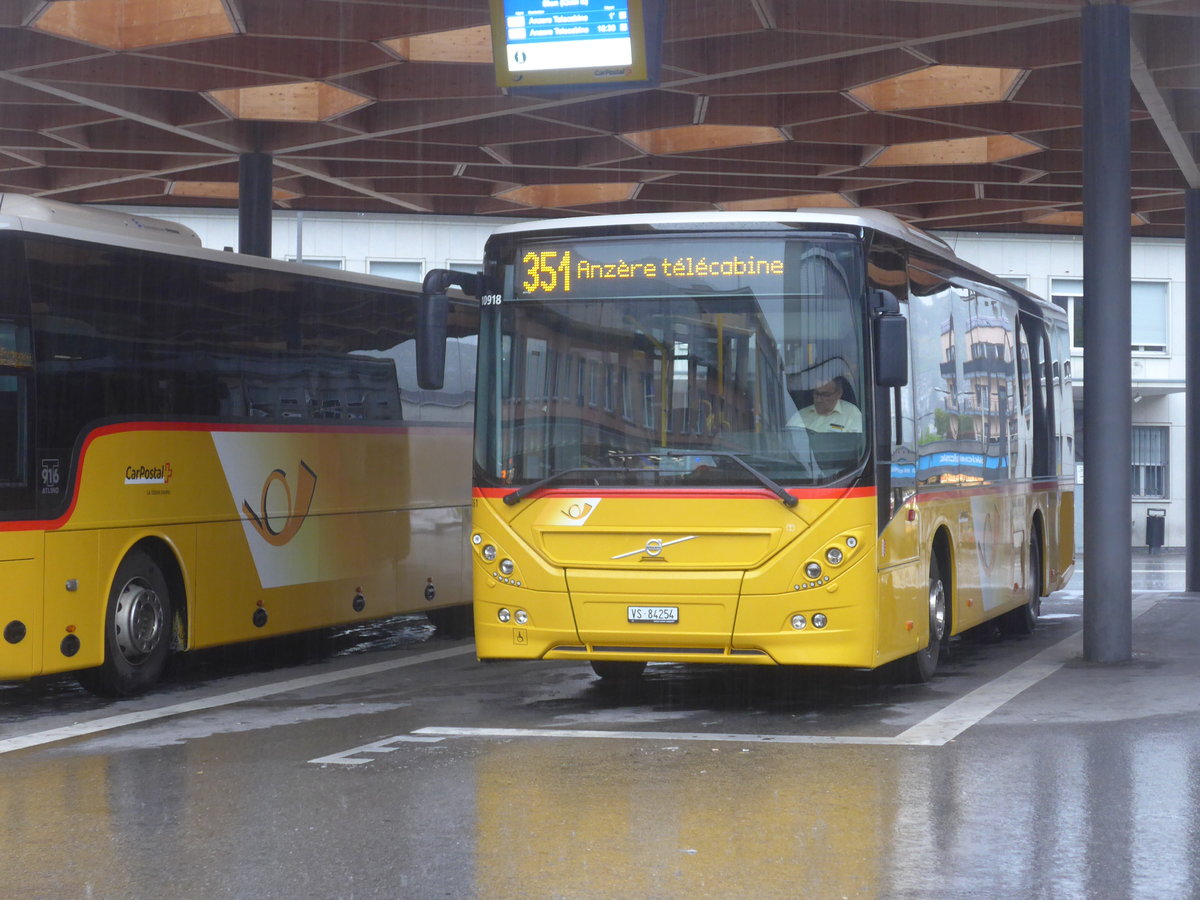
476,234,870,491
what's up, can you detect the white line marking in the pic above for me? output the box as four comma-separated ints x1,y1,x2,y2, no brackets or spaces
409,593,1167,752
895,592,1162,745
309,734,445,766
0,645,475,757
415,726,900,745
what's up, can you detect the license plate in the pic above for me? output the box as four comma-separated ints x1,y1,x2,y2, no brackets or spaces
627,606,678,623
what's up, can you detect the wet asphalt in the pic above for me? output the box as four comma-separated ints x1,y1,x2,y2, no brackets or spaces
1,551,1197,899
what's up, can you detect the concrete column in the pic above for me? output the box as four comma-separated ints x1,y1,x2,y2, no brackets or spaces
238,152,273,258
1081,3,1132,662
1187,189,1200,591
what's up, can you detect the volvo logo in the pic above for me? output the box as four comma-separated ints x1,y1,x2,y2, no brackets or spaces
611,535,697,561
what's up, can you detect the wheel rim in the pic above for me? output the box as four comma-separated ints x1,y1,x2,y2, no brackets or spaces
112,577,166,665
1028,541,1041,619
929,577,947,643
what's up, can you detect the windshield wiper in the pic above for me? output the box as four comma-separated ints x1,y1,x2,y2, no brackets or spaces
608,451,798,507
502,454,798,507
698,452,798,507
503,467,630,505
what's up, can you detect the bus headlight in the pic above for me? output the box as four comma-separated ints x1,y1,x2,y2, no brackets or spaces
825,547,844,566
482,544,497,562
515,609,529,625
498,608,511,623
791,614,807,630
812,613,828,629
805,562,822,580
472,533,483,545
499,559,515,576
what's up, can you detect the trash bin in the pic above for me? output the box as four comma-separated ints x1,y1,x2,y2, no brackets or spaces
1145,508,1166,553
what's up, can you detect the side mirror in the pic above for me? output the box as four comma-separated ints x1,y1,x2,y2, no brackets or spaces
416,290,448,390
416,268,482,391
871,289,908,388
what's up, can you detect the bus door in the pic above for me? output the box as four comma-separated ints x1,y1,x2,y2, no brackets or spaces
0,236,40,678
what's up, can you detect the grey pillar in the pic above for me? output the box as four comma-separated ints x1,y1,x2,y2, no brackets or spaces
1081,3,1132,662
1187,189,1200,591
238,152,273,258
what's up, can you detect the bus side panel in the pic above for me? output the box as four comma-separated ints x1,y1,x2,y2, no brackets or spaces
40,530,100,675
876,496,925,664
403,424,473,616
0,533,45,679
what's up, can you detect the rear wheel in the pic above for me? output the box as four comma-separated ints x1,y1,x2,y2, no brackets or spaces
78,548,173,697
1000,533,1041,636
590,660,647,682
902,555,948,684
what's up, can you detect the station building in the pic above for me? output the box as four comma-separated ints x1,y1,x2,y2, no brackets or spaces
118,205,1188,552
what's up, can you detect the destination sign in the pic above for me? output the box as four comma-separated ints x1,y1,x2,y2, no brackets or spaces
514,238,797,299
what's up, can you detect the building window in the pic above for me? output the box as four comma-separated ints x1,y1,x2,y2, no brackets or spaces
288,257,343,269
1131,426,1167,498
1050,279,1084,349
369,260,423,281
1130,281,1167,352
1051,279,1168,353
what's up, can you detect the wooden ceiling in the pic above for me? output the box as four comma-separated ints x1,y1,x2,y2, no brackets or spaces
2,0,1199,237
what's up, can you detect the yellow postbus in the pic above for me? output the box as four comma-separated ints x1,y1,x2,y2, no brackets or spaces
0,195,476,695
425,210,1074,682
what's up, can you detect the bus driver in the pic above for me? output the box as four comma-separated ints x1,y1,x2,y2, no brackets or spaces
790,378,863,433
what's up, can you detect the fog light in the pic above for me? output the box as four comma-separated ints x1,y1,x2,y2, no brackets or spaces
813,613,828,628
499,558,515,576
482,544,497,562
826,547,843,565
515,609,529,625
791,614,807,630
498,608,511,623
472,533,483,545
805,562,822,580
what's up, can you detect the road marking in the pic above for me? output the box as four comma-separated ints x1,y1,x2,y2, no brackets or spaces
391,594,1166,753
415,726,902,745
310,734,445,766
0,644,475,757
895,591,1161,745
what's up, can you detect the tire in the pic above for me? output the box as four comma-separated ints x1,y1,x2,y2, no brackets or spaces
1000,534,1041,636
901,555,948,684
78,548,173,697
426,605,474,639
590,660,647,682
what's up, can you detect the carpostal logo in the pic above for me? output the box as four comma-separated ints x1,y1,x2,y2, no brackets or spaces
125,462,173,485
242,461,318,547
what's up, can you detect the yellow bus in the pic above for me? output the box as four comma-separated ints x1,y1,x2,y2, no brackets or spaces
0,195,477,695
426,210,1073,682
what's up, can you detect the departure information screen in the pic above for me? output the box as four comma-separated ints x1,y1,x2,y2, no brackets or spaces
491,0,649,87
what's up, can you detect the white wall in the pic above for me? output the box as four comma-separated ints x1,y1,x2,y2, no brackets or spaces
114,207,1189,549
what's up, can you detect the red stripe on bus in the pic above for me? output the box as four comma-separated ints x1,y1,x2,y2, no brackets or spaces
0,419,468,533
473,485,875,502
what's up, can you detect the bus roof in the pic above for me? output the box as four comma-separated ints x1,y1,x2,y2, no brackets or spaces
0,193,479,302
488,209,954,255
0,193,202,247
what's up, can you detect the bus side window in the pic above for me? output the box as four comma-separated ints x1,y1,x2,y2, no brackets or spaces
0,320,32,488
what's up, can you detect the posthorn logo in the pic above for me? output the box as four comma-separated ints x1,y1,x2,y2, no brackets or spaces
125,463,173,485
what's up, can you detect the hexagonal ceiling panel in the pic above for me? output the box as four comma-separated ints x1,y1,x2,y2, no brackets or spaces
0,0,1197,237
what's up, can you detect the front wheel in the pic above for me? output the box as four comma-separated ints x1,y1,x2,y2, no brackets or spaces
901,556,948,684
590,660,647,682
78,549,173,697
